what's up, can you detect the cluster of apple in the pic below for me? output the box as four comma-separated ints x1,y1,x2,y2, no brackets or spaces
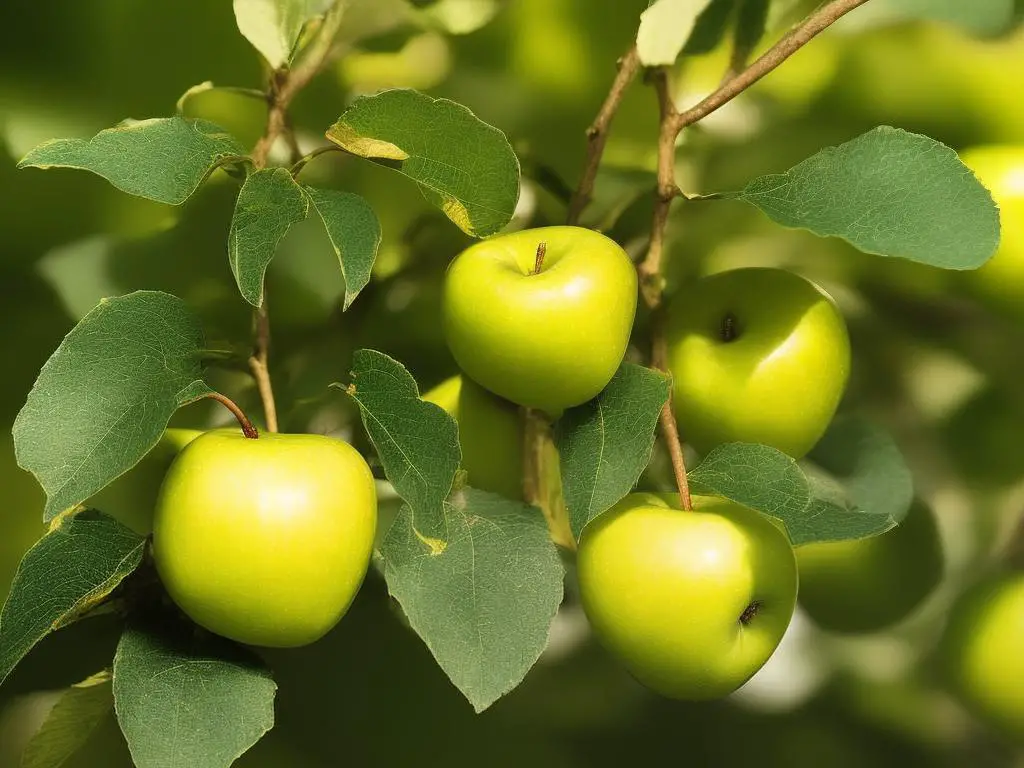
439,224,859,699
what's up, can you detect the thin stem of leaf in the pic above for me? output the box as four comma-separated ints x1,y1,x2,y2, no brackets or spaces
290,145,343,178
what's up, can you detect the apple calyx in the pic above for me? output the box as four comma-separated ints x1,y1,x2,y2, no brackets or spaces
720,312,739,343
739,599,762,625
204,391,259,439
531,241,547,275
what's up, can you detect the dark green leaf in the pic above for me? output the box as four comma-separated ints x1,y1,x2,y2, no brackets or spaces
113,615,276,768
727,126,1000,270
381,488,563,712
326,89,520,237
13,291,212,520
0,511,145,686
681,0,736,56
579,167,657,232
17,118,246,205
733,0,768,55
342,349,460,540
637,0,716,66
233,0,332,67
689,442,895,545
303,186,380,310
806,414,914,526
555,364,670,540
229,167,309,307
21,671,113,768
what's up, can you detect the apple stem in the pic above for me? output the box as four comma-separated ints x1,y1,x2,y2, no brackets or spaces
205,392,259,439
532,242,547,275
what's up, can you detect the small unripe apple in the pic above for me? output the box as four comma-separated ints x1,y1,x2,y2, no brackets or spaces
442,225,637,416
797,499,943,634
577,492,798,700
153,429,376,648
666,267,850,458
942,571,1024,740
422,374,523,500
88,428,201,534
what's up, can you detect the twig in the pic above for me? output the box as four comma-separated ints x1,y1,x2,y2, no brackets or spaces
248,303,279,433
251,1,346,168
674,0,871,132
566,46,642,225
636,68,680,310
245,0,346,432
204,392,259,439
651,329,692,510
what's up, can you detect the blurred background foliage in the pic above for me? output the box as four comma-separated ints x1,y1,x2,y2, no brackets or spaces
2,0,1024,765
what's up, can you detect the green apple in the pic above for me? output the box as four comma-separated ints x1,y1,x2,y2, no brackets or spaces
153,429,377,648
666,268,850,458
576,492,798,700
442,225,637,416
422,374,523,501
959,145,1024,319
88,428,201,535
796,499,943,634
942,571,1024,740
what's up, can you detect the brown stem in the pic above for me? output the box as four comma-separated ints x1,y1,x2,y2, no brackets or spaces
652,326,692,510
566,45,642,226
245,1,345,431
533,241,547,275
673,0,871,133
637,68,680,311
205,392,259,439
248,303,279,433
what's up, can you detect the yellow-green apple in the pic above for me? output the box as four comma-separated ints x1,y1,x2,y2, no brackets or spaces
959,145,1024,319
941,571,1024,740
153,429,377,647
423,374,523,500
442,226,637,416
666,268,850,458
797,499,943,634
88,428,201,535
576,492,798,700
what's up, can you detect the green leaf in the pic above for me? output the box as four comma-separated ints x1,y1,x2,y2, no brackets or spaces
303,187,381,310
21,671,113,768
18,118,246,206
342,349,460,540
0,511,145,686
555,364,670,540
229,167,310,307
835,0,1017,38
113,615,276,768
689,441,896,545
13,291,212,520
733,0,769,55
727,126,1001,270
806,414,914,526
412,0,504,34
232,0,333,67
681,0,736,56
381,488,563,712
637,0,716,66
326,89,520,237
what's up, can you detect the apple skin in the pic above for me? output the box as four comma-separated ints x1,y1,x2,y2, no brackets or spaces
422,374,523,501
666,268,850,458
959,145,1024,319
153,429,377,648
442,225,637,416
576,492,798,700
796,499,943,634
941,572,1024,740
88,428,201,535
